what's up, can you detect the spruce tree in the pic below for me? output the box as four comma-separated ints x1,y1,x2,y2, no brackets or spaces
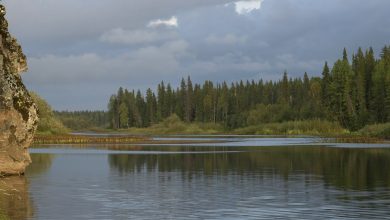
343,48,349,63
365,47,375,111
280,71,289,105
321,62,331,111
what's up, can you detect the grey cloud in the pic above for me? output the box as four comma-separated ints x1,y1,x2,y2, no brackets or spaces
26,40,190,85
100,28,178,45
206,34,247,45
4,0,390,110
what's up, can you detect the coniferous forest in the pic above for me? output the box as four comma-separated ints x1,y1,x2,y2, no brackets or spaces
106,46,390,132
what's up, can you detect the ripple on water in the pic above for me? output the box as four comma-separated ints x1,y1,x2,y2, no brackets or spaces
22,138,390,219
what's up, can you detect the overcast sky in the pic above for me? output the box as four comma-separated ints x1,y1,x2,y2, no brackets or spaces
2,0,390,110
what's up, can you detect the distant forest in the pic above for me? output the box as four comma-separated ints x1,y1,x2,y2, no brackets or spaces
54,111,109,130
57,46,390,131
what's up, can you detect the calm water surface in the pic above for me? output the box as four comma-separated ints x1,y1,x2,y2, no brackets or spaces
1,136,390,219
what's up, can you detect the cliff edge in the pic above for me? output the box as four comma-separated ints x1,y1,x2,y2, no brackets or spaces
0,4,38,175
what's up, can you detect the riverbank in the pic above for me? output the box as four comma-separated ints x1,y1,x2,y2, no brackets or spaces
88,119,348,136
33,134,226,145
34,121,390,144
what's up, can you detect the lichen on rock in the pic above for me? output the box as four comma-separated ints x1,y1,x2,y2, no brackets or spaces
0,4,38,175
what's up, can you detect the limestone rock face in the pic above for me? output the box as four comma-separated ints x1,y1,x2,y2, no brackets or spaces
0,5,38,175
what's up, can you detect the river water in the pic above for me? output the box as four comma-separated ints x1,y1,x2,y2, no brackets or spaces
1,136,390,219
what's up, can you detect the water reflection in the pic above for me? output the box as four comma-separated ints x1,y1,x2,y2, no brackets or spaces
0,176,33,219
26,154,54,175
109,146,390,190
22,144,390,219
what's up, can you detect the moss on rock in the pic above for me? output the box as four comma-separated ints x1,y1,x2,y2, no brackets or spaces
0,4,38,175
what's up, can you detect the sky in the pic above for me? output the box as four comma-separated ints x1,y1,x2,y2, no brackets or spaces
2,0,390,110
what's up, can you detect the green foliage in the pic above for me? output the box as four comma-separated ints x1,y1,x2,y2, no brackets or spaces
120,114,224,135
30,92,69,134
357,123,390,139
106,45,390,136
234,119,346,136
107,73,326,130
247,104,292,124
119,102,129,128
54,111,108,131
151,114,186,133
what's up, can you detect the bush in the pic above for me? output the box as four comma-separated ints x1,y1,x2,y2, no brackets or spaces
234,119,346,136
247,104,293,125
125,114,224,135
30,92,69,134
358,123,390,139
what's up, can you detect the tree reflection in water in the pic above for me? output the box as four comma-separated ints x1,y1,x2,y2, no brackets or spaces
108,146,390,191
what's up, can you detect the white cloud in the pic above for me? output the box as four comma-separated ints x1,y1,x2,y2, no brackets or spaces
206,34,247,45
147,16,178,28
234,0,263,15
100,28,177,45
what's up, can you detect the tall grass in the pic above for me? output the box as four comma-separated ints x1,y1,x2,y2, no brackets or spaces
356,123,390,139
233,119,347,136
34,135,147,144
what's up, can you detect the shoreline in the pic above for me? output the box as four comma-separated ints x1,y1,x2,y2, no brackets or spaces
33,133,388,145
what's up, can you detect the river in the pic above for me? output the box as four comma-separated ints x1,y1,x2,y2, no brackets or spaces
1,136,390,219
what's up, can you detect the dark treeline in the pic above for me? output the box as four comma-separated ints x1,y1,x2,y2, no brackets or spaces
108,46,390,131
54,111,109,130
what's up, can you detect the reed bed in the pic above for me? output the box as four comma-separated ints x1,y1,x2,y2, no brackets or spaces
33,134,148,145
331,136,385,143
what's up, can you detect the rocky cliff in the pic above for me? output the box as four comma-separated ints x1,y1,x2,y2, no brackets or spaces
0,4,38,175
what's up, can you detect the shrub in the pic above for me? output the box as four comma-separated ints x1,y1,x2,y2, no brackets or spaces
30,92,69,134
234,119,346,136
358,123,390,139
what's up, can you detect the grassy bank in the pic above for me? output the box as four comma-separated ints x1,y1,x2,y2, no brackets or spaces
356,123,390,139
232,119,348,136
34,134,148,145
102,116,347,136
114,114,225,135
32,134,227,145
34,112,390,144
320,123,390,143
